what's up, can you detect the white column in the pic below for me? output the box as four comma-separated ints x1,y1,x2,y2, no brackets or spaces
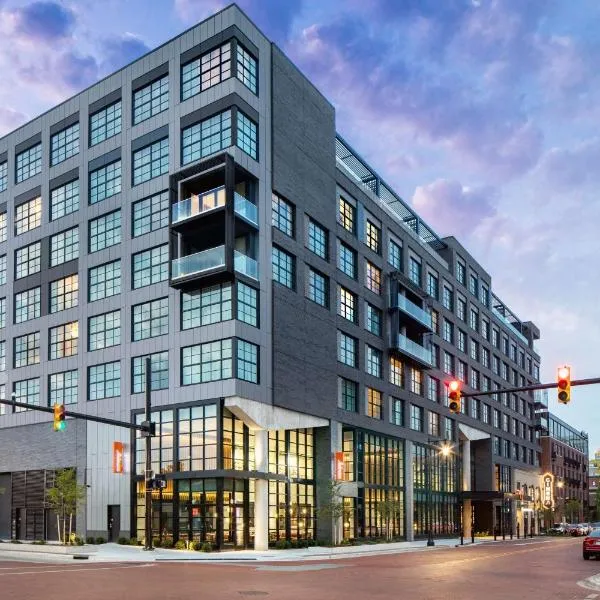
462,439,472,540
254,429,269,551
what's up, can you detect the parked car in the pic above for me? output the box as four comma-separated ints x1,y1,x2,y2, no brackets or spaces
579,524,592,535
569,524,586,536
583,529,600,559
549,523,568,534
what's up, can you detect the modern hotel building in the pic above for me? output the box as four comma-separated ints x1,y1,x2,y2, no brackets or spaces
0,4,542,547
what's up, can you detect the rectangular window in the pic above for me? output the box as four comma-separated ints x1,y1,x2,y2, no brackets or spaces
133,75,169,124
339,287,356,323
338,378,357,411
88,361,121,400
470,308,479,331
237,43,258,93
365,220,381,254
16,143,42,183
480,284,490,307
456,260,466,284
482,403,490,424
13,378,40,411
469,273,478,296
392,398,404,426
427,272,439,299
237,282,258,326
457,329,466,353
272,193,294,236
442,285,453,311
0,341,5,372
427,376,439,402
49,321,79,359
388,239,402,270
132,244,168,289
49,370,78,405
338,241,356,279
470,339,479,361
132,190,169,236
89,160,121,204
182,110,232,164
237,111,257,159
15,196,41,235
367,388,382,419
410,405,424,432
307,219,328,259
365,261,381,295
14,287,40,324
15,242,41,279
237,339,259,383
470,398,480,420
89,210,121,252
181,283,232,329
442,318,454,344
50,227,79,266
366,345,382,378
430,309,439,334
89,260,120,302
181,339,233,385
409,257,421,286
443,351,454,376
339,196,356,234
444,417,454,441
51,122,79,166
338,331,357,367
132,351,169,393
50,275,78,313
51,179,79,221
272,246,295,288
0,298,5,329
0,161,6,192
366,303,382,336
132,138,169,185
88,311,120,351
457,296,467,321
428,411,440,437
14,332,40,367
90,100,122,146
390,356,404,387
411,368,423,395
182,42,231,99
132,297,169,341
481,318,490,341
307,268,328,307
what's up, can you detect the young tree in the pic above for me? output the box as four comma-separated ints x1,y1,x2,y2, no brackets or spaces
375,497,403,541
46,468,87,544
565,499,582,523
317,480,345,545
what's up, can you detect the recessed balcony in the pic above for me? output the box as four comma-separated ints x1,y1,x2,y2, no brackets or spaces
171,245,226,280
391,333,432,367
172,185,226,224
234,192,258,226
392,293,432,331
234,250,258,280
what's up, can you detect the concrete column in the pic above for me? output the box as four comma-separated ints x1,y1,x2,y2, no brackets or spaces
254,429,268,551
462,439,472,540
405,440,414,541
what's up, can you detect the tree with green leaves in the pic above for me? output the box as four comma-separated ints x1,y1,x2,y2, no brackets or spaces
316,480,345,545
45,468,87,544
565,498,582,523
375,496,403,541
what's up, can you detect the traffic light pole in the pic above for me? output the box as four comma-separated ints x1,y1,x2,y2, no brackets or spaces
459,376,600,398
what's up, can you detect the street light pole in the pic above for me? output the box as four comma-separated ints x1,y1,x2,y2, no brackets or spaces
144,357,153,552
427,454,435,547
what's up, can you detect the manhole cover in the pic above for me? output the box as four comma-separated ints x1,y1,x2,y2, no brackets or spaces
238,593,269,597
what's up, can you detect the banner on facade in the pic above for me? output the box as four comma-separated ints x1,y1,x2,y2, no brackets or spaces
334,451,344,480
541,472,554,509
113,441,125,474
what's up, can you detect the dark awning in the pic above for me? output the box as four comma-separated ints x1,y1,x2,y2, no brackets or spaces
459,491,515,501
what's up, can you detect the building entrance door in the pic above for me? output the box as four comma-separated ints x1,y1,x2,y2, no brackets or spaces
108,505,120,542
15,508,24,540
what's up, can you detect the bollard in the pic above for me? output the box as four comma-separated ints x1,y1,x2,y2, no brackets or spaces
494,527,497,541
510,527,513,540
517,522,520,539
460,529,464,546
471,529,475,545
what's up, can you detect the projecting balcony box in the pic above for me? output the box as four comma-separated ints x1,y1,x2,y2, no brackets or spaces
388,273,432,335
390,333,433,368
390,293,433,332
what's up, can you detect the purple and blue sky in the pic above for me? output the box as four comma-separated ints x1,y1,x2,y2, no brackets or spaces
1,0,599,452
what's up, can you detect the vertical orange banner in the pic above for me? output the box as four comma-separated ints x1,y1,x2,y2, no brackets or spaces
334,451,345,480
113,441,124,474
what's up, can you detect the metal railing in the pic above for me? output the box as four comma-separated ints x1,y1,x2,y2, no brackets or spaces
394,294,432,329
393,334,432,366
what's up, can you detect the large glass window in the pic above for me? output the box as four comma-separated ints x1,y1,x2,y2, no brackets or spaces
88,311,120,351
50,227,79,266
410,405,424,432
181,339,233,385
88,361,121,400
49,321,79,359
89,210,121,252
182,42,231,100
0,298,5,329
427,272,439,299
392,398,404,426
178,405,217,471
338,241,356,279
365,220,381,254
390,356,404,387
132,244,168,289
272,193,294,236
14,287,40,324
237,44,258,93
442,285,453,311
51,179,79,221
181,283,232,329
16,143,42,183
132,297,169,341
133,75,169,124
13,378,40,411
339,287,356,323
89,160,121,204
428,376,439,402
237,339,259,383
366,345,382,378
365,303,380,334
237,111,257,159
132,190,169,237
339,197,355,234
0,161,6,192
0,341,5,372
182,110,231,164
90,101,122,146
89,260,120,302
367,387,382,419
272,246,295,288
307,268,328,307
307,219,328,259
49,370,78,405
15,242,41,279
50,122,79,166
388,239,402,270
14,332,40,367
132,138,169,185
365,261,381,295
237,282,258,326
409,257,422,286
50,274,78,313
338,331,357,367
132,351,169,393
456,260,466,284
15,196,41,235
339,378,357,411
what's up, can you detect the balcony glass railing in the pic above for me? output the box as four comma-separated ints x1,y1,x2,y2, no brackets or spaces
172,186,226,223
393,334,432,366
234,192,258,226
394,294,432,330
234,251,259,280
171,246,225,279
492,307,529,345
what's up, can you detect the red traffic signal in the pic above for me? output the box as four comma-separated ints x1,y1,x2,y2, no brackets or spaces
557,366,571,404
53,404,66,432
448,380,461,414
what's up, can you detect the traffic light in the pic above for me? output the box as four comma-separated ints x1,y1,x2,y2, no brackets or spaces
53,403,66,432
448,380,461,414
557,366,571,404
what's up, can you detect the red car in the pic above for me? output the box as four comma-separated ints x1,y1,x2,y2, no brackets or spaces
583,529,600,559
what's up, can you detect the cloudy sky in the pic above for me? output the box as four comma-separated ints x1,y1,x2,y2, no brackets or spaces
1,0,599,452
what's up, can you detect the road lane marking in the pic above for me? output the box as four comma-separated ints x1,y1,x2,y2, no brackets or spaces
513,541,554,546
585,594,598,598
0,563,153,576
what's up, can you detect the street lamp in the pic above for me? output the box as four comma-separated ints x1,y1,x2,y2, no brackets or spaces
426,442,454,547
